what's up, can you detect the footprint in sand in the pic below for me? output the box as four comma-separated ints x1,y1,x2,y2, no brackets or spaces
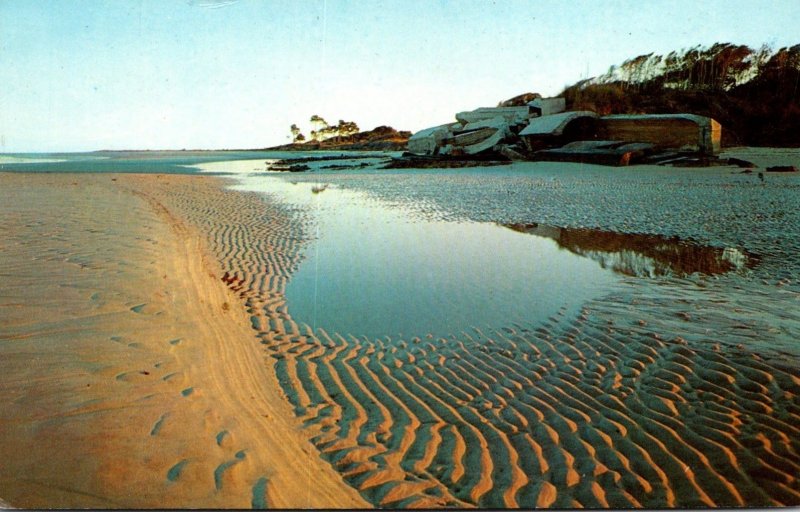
251,477,269,509
150,413,168,436
167,459,189,482
213,450,247,491
215,430,230,447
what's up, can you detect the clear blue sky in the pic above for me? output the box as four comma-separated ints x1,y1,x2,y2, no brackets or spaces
1,0,797,152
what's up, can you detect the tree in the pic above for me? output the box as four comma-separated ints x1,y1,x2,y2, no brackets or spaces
290,124,306,143
337,120,360,140
310,114,328,127
302,115,362,143
309,115,329,141
318,125,339,140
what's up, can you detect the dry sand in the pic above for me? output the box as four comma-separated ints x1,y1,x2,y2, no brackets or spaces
0,173,366,509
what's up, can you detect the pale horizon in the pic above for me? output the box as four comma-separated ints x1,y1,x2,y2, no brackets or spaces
1,0,798,153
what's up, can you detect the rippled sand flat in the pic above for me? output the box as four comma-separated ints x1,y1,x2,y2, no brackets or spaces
156,160,799,508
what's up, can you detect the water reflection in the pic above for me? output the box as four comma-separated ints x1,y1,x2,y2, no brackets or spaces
224,177,620,340
504,223,755,277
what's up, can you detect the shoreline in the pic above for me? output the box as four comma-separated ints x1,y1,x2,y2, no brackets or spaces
0,172,366,508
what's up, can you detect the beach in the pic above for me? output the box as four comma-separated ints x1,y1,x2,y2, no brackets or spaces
4,0,800,508
1,153,799,508
0,172,366,509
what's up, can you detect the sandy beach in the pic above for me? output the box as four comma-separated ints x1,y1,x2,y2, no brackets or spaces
3,0,799,508
0,172,366,508
1,156,799,508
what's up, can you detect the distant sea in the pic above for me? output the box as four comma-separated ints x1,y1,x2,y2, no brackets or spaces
0,150,380,174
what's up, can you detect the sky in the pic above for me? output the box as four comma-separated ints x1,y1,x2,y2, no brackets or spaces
1,0,798,152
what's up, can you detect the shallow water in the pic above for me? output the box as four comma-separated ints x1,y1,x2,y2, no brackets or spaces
252,178,619,339
505,223,755,278
0,150,387,174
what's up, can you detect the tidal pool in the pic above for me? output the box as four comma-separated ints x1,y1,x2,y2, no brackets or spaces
229,172,620,339
197,160,756,340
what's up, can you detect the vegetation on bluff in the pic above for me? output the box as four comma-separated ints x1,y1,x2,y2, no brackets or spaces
558,43,800,147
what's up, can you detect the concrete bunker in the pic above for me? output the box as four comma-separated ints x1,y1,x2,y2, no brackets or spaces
599,114,722,155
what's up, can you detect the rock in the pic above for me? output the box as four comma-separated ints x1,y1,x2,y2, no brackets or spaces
382,155,511,169
727,157,756,168
497,144,527,161
498,92,542,107
268,162,310,172
766,165,799,173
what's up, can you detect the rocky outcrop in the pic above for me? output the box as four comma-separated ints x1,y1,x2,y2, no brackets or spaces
404,95,726,167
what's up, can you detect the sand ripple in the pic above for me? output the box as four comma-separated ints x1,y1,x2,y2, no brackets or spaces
152,176,800,508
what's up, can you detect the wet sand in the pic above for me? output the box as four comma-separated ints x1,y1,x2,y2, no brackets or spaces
188,161,799,507
2,160,799,508
0,173,366,508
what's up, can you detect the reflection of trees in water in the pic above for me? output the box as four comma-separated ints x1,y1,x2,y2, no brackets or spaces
577,249,666,277
505,223,753,277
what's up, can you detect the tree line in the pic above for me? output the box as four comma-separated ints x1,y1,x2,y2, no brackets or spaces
560,43,800,146
290,116,360,143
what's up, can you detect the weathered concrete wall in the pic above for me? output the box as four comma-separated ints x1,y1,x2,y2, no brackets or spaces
530,97,566,116
599,115,721,154
520,112,598,152
407,123,460,155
